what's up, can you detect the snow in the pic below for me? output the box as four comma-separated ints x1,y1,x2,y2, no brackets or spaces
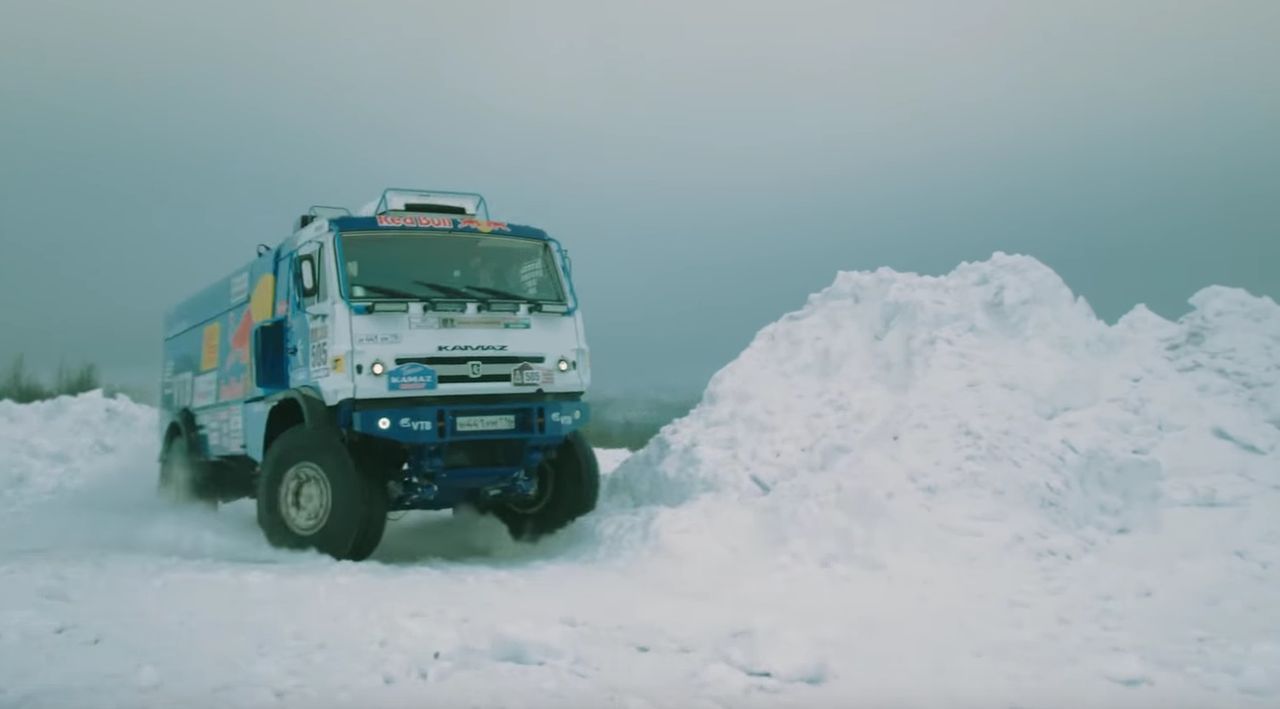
1,253,1277,707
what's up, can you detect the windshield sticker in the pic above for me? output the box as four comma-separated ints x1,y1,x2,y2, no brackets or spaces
457,218,509,233
356,333,402,345
376,215,454,228
373,214,511,232
409,315,530,330
388,363,438,391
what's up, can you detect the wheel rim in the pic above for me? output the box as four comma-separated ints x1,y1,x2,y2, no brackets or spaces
506,461,556,514
278,462,332,536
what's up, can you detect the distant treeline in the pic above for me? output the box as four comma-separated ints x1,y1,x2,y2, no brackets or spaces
581,392,699,451
0,355,104,403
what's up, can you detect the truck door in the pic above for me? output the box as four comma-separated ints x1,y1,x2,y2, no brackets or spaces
295,240,332,385
274,251,306,383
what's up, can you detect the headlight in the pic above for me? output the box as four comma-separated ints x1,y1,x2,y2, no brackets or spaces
371,360,386,376
557,358,571,372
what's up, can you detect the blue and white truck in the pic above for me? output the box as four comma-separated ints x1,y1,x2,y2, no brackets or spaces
158,189,598,560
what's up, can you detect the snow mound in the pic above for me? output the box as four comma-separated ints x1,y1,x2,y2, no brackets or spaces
607,253,1278,556
0,391,157,513
595,253,1280,701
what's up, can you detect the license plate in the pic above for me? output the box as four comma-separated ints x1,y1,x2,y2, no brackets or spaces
456,414,516,432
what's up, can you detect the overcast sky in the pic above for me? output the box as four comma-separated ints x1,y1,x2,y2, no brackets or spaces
2,0,1277,397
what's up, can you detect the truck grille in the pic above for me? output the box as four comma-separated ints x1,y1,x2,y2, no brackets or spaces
395,355,547,385
438,373,515,384
395,355,545,365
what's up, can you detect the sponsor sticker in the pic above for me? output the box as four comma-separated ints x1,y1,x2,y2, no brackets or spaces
511,362,542,386
200,323,221,371
230,272,250,303
309,323,329,378
169,371,193,408
456,218,510,233
387,363,438,391
376,214,455,228
437,344,508,352
226,409,244,450
398,417,433,432
219,372,248,402
192,371,219,408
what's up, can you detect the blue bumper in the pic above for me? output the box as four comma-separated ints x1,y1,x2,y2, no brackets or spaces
342,399,588,445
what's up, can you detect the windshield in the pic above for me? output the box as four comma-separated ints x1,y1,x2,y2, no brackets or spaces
339,231,567,304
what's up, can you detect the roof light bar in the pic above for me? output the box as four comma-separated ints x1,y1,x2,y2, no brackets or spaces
374,188,489,219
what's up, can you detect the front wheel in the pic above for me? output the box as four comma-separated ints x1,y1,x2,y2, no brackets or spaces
256,425,387,560
494,432,599,541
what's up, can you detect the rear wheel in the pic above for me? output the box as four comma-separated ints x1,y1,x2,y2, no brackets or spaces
494,432,599,541
256,425,387,560
158,434,218,507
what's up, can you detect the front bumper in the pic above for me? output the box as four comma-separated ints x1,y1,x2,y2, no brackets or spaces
338,398,588,445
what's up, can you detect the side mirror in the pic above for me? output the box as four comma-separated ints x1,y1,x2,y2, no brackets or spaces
298,255,319,298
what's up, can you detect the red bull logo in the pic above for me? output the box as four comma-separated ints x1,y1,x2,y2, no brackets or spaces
457,218,510,233
376,214,454,228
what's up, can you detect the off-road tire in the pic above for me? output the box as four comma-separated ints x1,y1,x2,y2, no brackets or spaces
348,480,389,561
158,434,218,507
256,425,388,560
495,431,599,541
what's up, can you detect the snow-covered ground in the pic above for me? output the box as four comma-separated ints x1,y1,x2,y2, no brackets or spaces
1,253,1277,708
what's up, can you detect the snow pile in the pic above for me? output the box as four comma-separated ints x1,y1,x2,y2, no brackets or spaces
600,253,1279,701
608,253,1278,557
0,390,156,513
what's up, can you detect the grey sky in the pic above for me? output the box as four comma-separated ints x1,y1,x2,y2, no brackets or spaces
2,0,1277,397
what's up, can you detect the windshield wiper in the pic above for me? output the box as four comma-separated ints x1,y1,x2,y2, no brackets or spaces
412,280,474,299
353,283,434,300
462,284,529,301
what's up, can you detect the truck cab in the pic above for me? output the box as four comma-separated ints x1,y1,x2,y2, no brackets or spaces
158,190,598,560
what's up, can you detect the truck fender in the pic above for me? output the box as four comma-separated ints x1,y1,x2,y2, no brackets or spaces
261,387,332,456
159,409,201,461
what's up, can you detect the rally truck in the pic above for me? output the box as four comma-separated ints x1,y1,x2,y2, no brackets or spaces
158,189,598,560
